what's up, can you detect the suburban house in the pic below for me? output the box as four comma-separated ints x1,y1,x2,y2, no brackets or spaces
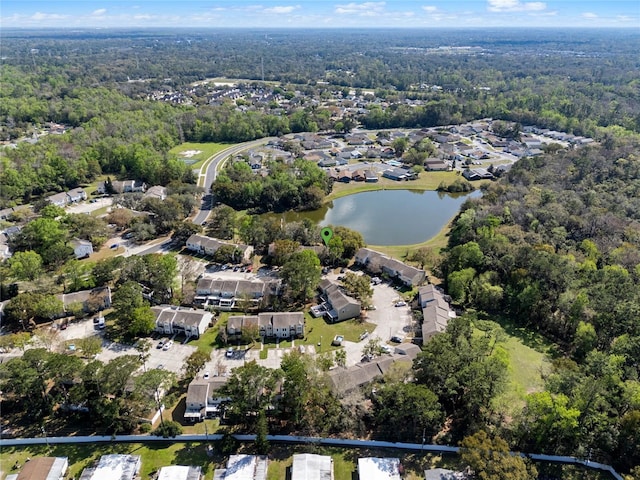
186,234,254,263
226,312,305,339
358,458,402,480
425,158,449,171
319,279,361,322
151,305,213,338
78,454,141,480
382,167,416,181
418,285,456,342
213,455,268,480
57,286,112,315
143,185,167,201
195,277,282,310
5,457,68,480
46,188,87,207
71,238,93,259
184,377,229,422
462,168,494,181
292,454,333,480
364,169,379,182
355,248,426,287
157,466,203,480
104,180,147,194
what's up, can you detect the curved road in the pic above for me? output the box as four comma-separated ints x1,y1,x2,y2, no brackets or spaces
192,137,277,225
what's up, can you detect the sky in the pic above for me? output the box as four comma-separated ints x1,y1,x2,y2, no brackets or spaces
2,0,639,29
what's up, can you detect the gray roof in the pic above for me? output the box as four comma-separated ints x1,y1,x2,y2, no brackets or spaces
292,454,333,480
157,466,202,480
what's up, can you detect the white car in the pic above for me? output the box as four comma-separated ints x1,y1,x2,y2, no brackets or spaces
162,340,173,351
394,301,407,307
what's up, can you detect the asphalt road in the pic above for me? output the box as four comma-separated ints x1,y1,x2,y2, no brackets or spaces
192,137,277,225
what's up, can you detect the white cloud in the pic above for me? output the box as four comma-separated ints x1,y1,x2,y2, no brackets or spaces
581,12,598,18
487,0,546,12
91,8,107,16
335,2,386,15
422,6,438,13
30,12,69,21
264,5,300,14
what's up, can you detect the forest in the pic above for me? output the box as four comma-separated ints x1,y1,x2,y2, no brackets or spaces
1,28,640,477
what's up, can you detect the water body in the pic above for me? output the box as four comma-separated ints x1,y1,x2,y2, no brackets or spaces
264,189,481,246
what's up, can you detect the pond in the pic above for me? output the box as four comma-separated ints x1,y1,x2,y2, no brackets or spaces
264,189,481,246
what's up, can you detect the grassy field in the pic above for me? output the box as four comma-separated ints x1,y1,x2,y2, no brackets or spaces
475,316,555,417
169,142,231,170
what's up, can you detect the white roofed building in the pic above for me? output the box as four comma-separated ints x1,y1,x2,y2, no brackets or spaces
213,455,268,480
357,457,401,480
78,454,141,480
292,454,333,480
157,465,202,480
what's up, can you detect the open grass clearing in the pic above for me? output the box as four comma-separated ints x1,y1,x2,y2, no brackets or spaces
473,315,555,417
169,142,231,170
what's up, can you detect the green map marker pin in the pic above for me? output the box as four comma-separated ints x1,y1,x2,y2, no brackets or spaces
321,227,333,246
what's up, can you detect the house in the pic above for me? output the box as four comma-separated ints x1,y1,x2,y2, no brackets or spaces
226,312,305,339
355,248,426,287
418,285,456,342
78,454,141,480
357,458,401,480
5,457,68,480
213,455,268,480
184,377,229,421
71,238,93,259
338,170,352,183
425,158,449,171
110,180,147,194
462,168,494,181
157,466,202,480
195,277,281,310
0,207,16,221
143,185,167,201
151,305,213,338
352,170,366,182
319,279,361,323
186,234,253,263
382,167,415,181
67,188,87,203
46,192,70,207
291,454,333,480
364,169,378,182
58,286,112,315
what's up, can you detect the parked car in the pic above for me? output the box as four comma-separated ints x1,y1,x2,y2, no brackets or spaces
225,347,234,358
157,340,165,349
203,371,210,379
331,335,344,346
162,340,173,351
394,301,407,307
359,331,370,341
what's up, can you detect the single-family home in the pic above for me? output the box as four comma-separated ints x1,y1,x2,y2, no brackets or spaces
110,180,147,194
319,279,361,323
46,192,70,207
6,457,68,480
382,167,415,181
424,158,449,171
78,455,141,480
184,377,229,422
213,455,268,480
67,188,87,203
364,169,378,182
143,185,167,201
151,305,213,338
462,168,494,181
71,238,93,259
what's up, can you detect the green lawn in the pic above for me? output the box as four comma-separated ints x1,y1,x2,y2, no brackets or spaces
169,142,231,170
302,314,376,349
187,312,230,355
